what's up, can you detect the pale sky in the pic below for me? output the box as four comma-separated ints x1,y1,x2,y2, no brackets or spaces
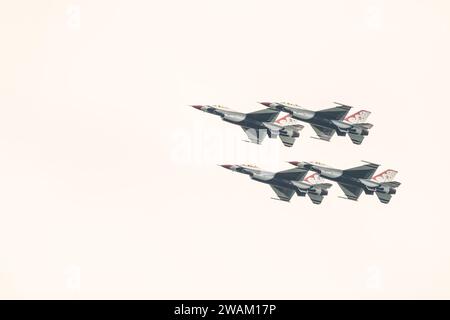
0,0,449,299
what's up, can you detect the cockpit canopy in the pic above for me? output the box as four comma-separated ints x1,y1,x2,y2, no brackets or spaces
309,161,332,168
241,164,260,169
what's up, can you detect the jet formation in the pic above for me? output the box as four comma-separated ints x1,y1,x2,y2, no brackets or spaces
192,102,372,146
191,105,303,147
191,101,400,204
220,162,399,204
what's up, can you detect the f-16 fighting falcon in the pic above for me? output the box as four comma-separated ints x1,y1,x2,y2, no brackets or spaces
288,161,400,204
220,164,332,204
191,105,303,147
259,102,372,145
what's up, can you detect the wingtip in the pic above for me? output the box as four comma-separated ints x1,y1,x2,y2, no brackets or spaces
361,160,381,166
333,101,353,109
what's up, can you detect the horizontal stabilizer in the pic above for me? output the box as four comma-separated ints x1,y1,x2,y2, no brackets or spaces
383,181,401,188
355,122,373,129
348,133,365,145
284,123,304,131
313,183,332,189
307,193,324,205
376,192,392,204
279,135,296,147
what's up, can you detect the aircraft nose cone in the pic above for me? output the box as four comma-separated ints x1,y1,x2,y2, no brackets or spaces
191,105,204,110
259,102,274,107
220,164,233,170
287,161,300,166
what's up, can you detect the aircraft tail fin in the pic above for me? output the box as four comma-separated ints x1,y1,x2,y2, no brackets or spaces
275,114,304,130
303,172,325,185
345,109,371,124
372,169,398,183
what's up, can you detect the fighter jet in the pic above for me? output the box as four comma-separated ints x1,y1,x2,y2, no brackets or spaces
220,164,332,204
191,105,303,147
288,161,400,204
260,102,372,145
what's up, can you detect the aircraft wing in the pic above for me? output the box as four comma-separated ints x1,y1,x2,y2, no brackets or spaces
310,124,336,141
241,127,267,144
343,162,379,179
338,182,363,201
246,108,280,123
270,185,295,202
316,105,352,120
274,167,308,181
